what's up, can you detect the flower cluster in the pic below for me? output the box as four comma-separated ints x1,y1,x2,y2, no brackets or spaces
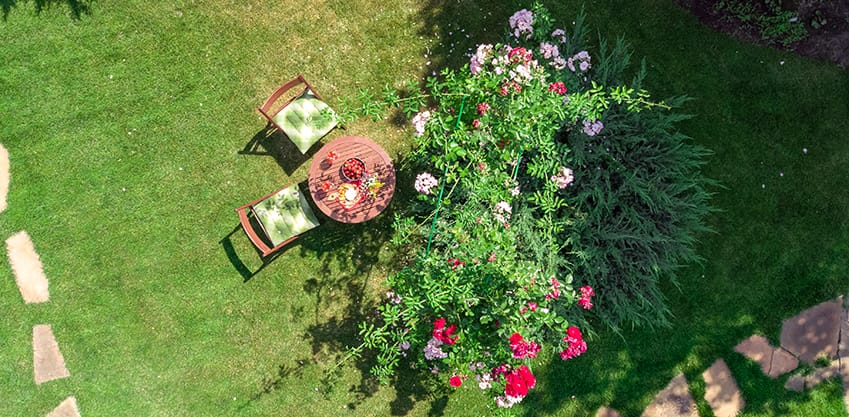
424,337,448,360
559,326,587,360
582,119,604,136
551,28,567,43
567,50,592,73
414,172,439,195
545,276,562,300
551,167,574,189
469,44,493,75
548,81,567,95
578,285,595,309
508,9,534,40
493,365,536,408
476,102,490,115
493,201,512,224
447,257,466,270
470,43,544,88
432,318,459,345
509,333,541,359
411,111,431,137
539,42,560,60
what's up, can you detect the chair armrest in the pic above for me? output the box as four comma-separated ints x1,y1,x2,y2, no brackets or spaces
257,75,307,119
235,205,274,257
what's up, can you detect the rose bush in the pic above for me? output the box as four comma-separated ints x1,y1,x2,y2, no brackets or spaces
340,3,712,412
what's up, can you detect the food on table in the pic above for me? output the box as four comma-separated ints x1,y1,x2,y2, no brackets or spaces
341,158,366,181
337,183,362,209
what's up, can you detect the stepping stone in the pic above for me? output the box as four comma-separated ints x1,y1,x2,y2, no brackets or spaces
780,298,842,364
735,335,798,378
770,348,800,378
839,307,849,360
806,359,841,389
641,373,699,417
785,359,842,392
702,359,744,417
596,406,622,417
46,396,80,417
839,358,849,413
33,324,70,384
6,231,49,304
0,143,8,214
785,374,805,392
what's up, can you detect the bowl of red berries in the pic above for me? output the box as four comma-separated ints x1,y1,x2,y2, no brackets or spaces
341,157,366,182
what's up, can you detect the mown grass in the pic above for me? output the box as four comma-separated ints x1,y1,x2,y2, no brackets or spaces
1,0,847,416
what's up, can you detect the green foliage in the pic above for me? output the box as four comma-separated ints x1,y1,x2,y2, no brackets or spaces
339,3,713,410
714,0,808,46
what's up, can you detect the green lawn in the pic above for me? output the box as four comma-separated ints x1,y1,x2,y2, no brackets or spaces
1,0,848,416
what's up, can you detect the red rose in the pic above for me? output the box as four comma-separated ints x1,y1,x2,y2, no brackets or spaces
449,375,463,387
505,371,529,397
517,365,536,389
509,332,524,346
434,318,446,330
566,326,582,341
441,324,458,344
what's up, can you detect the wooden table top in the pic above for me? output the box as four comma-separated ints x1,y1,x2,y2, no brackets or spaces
307,136,396,223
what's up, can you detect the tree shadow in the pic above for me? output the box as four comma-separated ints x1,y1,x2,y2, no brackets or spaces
1,0,91,20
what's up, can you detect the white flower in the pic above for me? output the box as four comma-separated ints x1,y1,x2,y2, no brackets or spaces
415,172,439,195
411,111,431,137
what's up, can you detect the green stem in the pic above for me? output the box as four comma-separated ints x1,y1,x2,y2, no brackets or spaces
426,97,466,257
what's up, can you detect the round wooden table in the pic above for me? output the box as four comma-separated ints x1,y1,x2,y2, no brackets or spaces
307,136,396,223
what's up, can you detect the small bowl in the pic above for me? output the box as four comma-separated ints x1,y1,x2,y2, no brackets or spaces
341,157,366,182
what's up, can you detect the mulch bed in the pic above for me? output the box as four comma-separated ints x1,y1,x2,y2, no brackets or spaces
675,0,849,69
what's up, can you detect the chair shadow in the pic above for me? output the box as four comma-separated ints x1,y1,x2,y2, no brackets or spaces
239,126,315,176
1,0,91,20
219,223,301,282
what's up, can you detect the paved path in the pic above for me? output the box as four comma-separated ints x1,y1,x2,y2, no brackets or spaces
46,397,80,417
33,324,70,385
6,230,49,303
601,295,849,417
1,142,80,415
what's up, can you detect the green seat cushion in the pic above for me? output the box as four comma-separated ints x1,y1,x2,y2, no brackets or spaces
273,89,338,154
252,185,320,246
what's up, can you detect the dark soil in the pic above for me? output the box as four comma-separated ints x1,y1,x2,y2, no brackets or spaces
675,0,849,69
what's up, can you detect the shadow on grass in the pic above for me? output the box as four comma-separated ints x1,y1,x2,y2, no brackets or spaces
233,2,523,413
239,127,315,176
1,0,91,20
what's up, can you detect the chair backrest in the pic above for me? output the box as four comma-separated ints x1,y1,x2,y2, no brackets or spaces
258,75,339,154
235,183,321,257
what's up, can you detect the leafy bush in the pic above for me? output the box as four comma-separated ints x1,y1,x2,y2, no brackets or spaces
338,3,713,411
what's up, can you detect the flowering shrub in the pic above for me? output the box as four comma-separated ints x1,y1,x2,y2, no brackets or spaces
342,3,712,413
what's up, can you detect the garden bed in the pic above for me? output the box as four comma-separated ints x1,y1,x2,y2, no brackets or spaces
676,0,849,68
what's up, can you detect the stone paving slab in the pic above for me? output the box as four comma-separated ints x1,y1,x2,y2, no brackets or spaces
46,396,80,417
702,359,744,417
840,358,849,413
785,374,805,392
6,231,50,304
839,307,849,361
770,348,799,378
735,335,798,378
785,359,842,392
735,335,773,372
596,406,622,417
0,143,8,214
33,324,70,384
641,373,699,417
780,298,842,364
